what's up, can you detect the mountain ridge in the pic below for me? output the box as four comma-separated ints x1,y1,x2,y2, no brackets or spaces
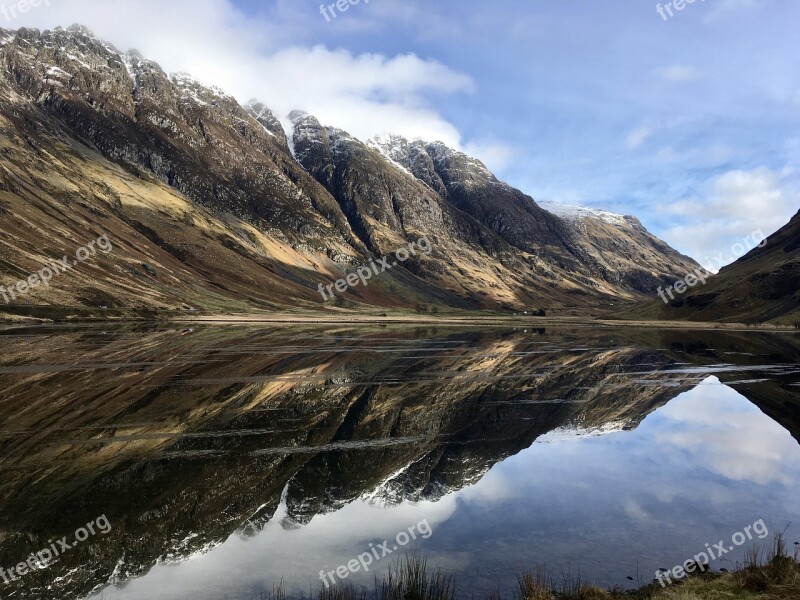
0,24,704,315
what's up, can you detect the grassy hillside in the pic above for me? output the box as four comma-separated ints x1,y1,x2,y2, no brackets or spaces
619,210,800,325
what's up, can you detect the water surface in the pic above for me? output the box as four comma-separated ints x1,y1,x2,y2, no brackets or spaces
0,325,797,599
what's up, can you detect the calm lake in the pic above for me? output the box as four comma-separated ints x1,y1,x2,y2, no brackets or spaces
0,324,798,599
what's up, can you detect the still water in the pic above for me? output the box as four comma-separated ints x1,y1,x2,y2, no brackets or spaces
0,325,798,599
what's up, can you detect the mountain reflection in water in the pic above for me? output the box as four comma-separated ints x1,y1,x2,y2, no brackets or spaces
0,325,798,599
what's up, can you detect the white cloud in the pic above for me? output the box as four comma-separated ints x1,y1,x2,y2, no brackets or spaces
656,377,798,486
10,0,481,157
623,498,652,523
656,64,701,83
94,493,460,599
463,140,517,172
660,166,798,269
626,126,654,149
710,167,787,217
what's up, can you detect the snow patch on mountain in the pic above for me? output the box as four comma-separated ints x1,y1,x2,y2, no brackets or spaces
425,141,494,179
539,201,630,227
536,420,628,443
285,129,298,159
368,134,413,176
121,51,137,80
170,72,233,106
361,461,415,506
244,101,277,138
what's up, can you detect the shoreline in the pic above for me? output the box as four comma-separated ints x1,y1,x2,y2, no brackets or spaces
173,315,799,332
1,310,797,332
229,547,800,600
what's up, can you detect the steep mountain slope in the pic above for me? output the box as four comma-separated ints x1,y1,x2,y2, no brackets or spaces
289,112,617,310
0,26,368,314
368,134,575,259
0,25,702,315
369,137,703,295
621,210,800,324
539,201,707,293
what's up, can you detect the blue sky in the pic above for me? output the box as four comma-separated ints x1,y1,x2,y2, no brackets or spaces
9,0,800,267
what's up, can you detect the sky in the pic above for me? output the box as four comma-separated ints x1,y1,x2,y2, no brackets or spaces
3,0,799,269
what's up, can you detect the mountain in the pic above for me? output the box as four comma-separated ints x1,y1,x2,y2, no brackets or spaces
363,135,704,298
0,25,702,317
621,210,800,325
539,201,708,293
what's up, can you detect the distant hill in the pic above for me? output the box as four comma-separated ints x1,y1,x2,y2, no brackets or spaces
620,210,800,325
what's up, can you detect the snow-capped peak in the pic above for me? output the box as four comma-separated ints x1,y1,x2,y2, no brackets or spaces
538,201,630,227
66,24,96,38
424,141,493,178
369,133,409,152
244,99,271,120
169,72,234,106
288,109,311,124
170,72,221,93
368,134,413,174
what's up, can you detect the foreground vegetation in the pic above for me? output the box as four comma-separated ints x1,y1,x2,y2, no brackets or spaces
249,535,799,600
